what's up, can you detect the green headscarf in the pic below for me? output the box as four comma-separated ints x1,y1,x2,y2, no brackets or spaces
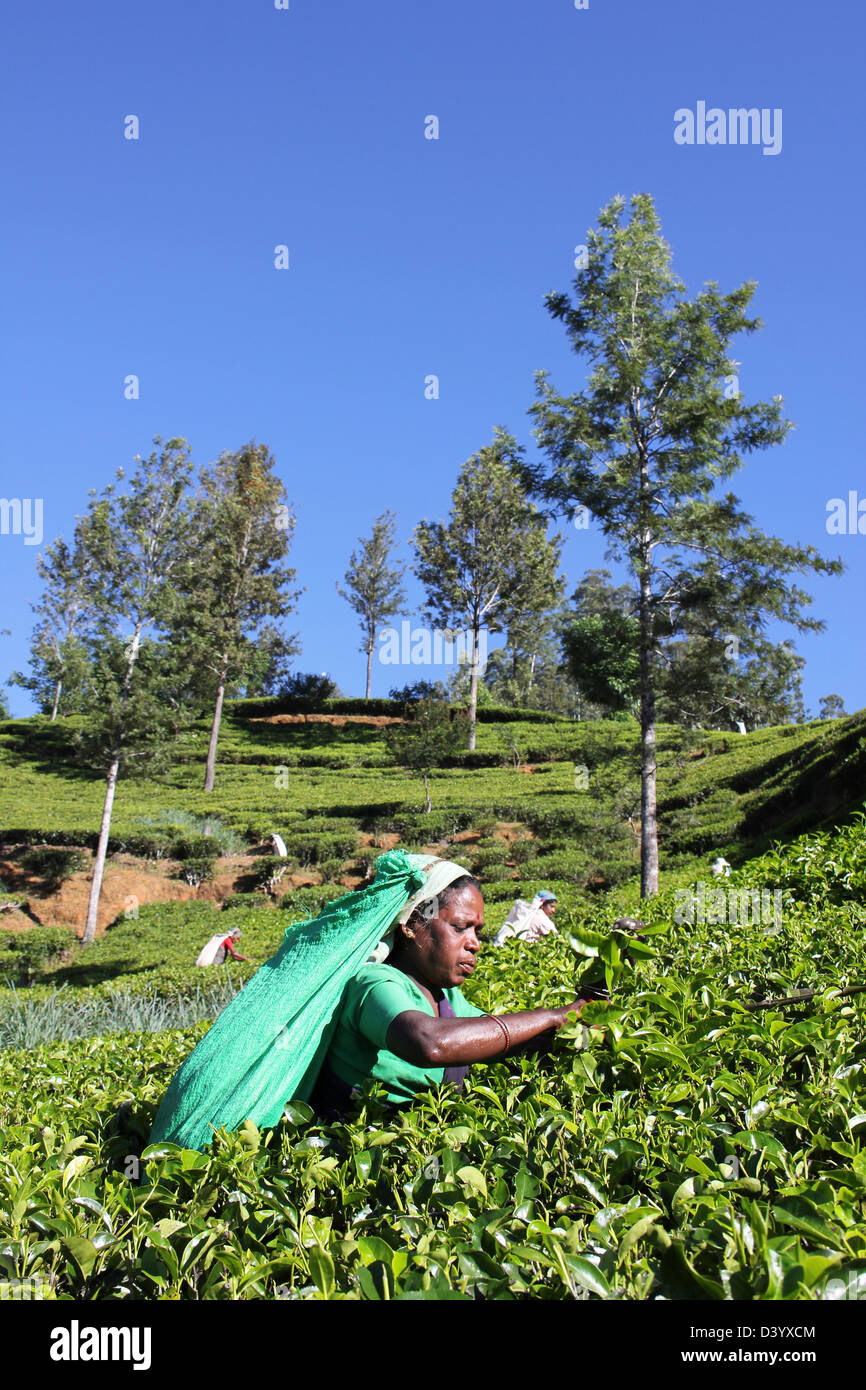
149,850,463,1152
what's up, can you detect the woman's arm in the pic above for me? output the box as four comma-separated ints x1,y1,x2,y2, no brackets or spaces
385,1000,587,1069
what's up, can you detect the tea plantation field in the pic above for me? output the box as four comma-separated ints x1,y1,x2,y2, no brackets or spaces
1,817,864,1301
1,703,865,1302
2,704,865,920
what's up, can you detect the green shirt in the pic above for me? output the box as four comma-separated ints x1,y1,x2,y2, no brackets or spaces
325,962,485,1104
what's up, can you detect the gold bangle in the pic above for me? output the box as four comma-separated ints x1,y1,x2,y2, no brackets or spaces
488,1014,511,1053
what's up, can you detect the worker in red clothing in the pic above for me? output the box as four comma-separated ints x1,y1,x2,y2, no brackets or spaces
218,928,249,963
195,927,251,967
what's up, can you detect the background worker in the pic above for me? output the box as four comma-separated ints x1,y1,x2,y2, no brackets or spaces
194,926,250,967
493,889,559,947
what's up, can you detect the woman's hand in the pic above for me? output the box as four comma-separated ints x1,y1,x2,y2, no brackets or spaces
557,997,590,1022
386,997,594,1069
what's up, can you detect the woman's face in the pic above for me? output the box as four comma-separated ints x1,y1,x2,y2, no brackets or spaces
409,884,485,989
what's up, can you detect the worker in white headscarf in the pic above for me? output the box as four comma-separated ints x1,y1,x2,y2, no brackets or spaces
152,851,589,1149
493,890,559,947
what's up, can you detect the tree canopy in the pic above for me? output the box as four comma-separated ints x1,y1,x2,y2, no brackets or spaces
520,192,842,894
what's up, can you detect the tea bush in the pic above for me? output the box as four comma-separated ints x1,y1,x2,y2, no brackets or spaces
283,829,359,866
477,864,515,883
317,858,345,883
20,846,88,886
174,857,217,888
0,926,74,984
0,820,862,1300
248,857,292,896
279,884,353,915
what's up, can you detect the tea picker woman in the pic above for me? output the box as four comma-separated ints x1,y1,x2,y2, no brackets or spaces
194,926,250,968
150,851,589,1151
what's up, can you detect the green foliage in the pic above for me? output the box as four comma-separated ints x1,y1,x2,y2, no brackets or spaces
279,884,350,915
0,977,238,1050
819,694,847,720
562,612,640,714
20,846,87,886
382,699,471,812
128,810,246,858
9,530,99,719
1,926,74,984
278,673,340,707
470,842,511,869
477,863,514,884
337,511,407,699
413,429,565,747
740,809,866,908
522,192,845,890
317,858,345,884
173,440,301,791
0,820,863,1300
281,827,358,866
174,857,216,888
249,857,291,896
656,634,807,730
1,705,865,924
387,681,446,705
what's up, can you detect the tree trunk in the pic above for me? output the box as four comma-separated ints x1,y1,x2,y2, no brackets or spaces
422,771,432,814
50,678,62,722
204,655,229,793
527,651,537,701
467,619,480,751
365,643,373,700
82,755,120,944
638,563,659,899
82,627,141,942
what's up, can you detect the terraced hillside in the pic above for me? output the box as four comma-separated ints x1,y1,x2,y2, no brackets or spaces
1,704,864,889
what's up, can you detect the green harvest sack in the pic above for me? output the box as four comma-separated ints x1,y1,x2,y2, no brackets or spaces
149,850,427,1152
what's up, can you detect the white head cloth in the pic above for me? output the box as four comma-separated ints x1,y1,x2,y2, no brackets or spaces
367,854,472,963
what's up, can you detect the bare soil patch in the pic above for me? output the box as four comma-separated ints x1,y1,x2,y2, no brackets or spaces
0,849,323,940
0,816,535,942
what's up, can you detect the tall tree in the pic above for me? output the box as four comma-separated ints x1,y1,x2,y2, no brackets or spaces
77,438,196,943
178,441,301,793
819,693,847,720
336,510,407,699
10,532,97,719
520,193,843,896
483,606,561,710
413,429,564,750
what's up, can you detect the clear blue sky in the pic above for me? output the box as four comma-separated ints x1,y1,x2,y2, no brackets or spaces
1,0,863,716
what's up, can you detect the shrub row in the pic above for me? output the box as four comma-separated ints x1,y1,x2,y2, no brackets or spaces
225,696,565,723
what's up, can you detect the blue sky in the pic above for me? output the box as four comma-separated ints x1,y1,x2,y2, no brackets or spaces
1,0,863,716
